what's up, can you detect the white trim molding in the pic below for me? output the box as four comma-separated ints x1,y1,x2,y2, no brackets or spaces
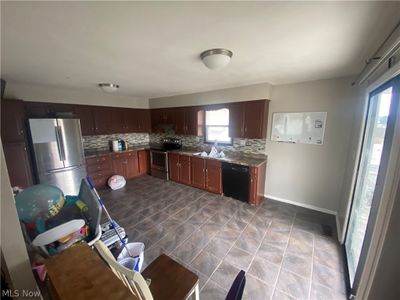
264,194,337,216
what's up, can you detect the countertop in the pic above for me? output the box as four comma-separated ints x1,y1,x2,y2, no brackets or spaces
169,147,267,167
84,144,149,158
84,145,267,167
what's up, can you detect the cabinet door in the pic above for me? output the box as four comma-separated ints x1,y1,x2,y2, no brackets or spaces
151,109,164,133
3,142,33,188
112,159,127,177
206,160,222,194
248,167,258,205
185,107,202,136
126,152,139,179
228,102,245,138
93,106,112,135
109,107,125,133
174,107,185,134
191,156,206,189
123,108,137,133
48,103,76,115
138,150,150,175
244,100,269,139
136,109,151,133
1,99,26,142
75,105,95,136
25,101,51,118
168,153,180,182
179,155,191,185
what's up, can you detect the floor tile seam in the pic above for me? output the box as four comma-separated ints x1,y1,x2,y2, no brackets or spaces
308,232,315,300
270,209,296,299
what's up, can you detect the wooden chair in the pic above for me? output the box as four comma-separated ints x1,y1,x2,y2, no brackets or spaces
94,241,199,300
94,240,153,300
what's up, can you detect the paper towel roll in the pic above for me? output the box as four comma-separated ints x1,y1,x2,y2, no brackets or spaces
112,140,119,152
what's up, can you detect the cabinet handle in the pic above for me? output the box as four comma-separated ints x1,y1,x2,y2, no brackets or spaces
23,147,27,151
20,130,24,134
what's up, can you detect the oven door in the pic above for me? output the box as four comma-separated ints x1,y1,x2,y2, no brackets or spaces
150,150,168,179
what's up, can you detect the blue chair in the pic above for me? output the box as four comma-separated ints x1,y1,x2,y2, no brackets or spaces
226,270,246,300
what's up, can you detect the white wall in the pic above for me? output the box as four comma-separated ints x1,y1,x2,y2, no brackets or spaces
0,140,40,296
4,80,149,108
149,82,272,108
265,77,363,214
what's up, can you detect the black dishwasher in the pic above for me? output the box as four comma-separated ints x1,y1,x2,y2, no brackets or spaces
222,162,250,202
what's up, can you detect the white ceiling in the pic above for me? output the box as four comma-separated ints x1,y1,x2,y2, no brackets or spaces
2,1,399,98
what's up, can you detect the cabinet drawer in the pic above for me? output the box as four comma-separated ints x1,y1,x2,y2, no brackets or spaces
112,151,136,160
86,155,111,166
86,161,112,173
87,171,112,180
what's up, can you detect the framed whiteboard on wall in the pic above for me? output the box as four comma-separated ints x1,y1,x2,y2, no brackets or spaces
271,112,327,145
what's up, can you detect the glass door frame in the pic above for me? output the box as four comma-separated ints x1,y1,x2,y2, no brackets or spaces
343,74,400,297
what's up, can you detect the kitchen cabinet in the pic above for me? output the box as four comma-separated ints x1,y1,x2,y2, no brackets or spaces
190,156,206,189
168,153,180,182
248,161,266,206
1,99,26,142
25,101,51,118
174,106,204,136
93,106,112,135
112,151,139,179
138,149,150,175
86,155,113,189
3,142,33,188
205,159,222,194
228,100,270,139
75,105,96,136
150,108,176,133
168,153,192,185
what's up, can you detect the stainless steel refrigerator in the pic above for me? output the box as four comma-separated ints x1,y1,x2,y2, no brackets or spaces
28,118,86,195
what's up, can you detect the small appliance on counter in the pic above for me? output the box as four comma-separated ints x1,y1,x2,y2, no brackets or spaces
111,139,128,152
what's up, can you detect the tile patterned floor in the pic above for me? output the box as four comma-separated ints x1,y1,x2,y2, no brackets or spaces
99,175,347,300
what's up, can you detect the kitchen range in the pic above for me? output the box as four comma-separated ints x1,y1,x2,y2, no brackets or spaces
149,137,182,180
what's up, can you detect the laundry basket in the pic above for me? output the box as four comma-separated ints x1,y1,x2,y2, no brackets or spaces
117,242,145,272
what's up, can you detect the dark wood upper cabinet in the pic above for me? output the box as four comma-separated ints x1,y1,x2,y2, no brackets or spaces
75,105,96,136
3,142,33,188
24,101,51,118
228,102,245,138
93,106,112,135
1,99,26,142
191,156,206,189
136,109,151,133
174,108,185,134
205,159,222,194
243,100,270,139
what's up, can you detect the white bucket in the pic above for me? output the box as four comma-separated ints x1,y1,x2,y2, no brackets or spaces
117,242,145,272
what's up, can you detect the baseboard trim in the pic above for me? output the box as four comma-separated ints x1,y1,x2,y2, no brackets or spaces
264,194,337,216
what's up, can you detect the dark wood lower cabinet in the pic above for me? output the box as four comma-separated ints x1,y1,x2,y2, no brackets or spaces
3,142,33,188
138,150,150,175
168,153,191,185
205,160,222,194
190,156,206,189
248,162,266,206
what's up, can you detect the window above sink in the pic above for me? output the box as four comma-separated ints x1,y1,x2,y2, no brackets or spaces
205,108,232,145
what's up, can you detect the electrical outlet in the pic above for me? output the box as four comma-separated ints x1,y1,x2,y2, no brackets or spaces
240,139,246,146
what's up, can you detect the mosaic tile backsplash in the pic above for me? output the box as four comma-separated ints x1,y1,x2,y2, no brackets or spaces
83,133,149,150
83,132,266,155
150,133,266,155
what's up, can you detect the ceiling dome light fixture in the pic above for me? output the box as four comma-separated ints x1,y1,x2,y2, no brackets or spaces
200,48,233,70
98,83,120,93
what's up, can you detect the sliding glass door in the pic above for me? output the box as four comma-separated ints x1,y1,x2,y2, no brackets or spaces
345,74,399,295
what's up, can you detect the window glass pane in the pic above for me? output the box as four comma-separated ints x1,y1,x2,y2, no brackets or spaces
206,126,231,143
206,108,229,126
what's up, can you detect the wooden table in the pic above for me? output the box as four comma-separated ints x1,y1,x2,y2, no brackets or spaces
142,254,199,300
44,243,138,300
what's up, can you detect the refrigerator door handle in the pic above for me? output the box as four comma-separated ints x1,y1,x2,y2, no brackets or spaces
54,126,64,161
56,125,66,161
45,164,84,175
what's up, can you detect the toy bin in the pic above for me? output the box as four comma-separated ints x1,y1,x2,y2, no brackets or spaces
117,242,145,272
